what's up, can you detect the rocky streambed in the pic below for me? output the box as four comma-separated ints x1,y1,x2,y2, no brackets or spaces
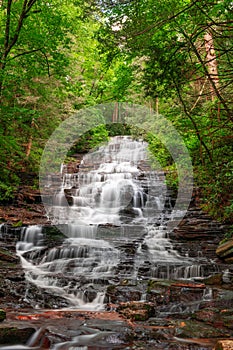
0,195,233,349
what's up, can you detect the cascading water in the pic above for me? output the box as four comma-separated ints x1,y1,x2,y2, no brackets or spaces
16,136,208,309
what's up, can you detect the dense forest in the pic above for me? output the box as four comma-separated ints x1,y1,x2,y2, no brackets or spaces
0,0,232,227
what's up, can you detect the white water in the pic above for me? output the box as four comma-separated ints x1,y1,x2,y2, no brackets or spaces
16,136,200,309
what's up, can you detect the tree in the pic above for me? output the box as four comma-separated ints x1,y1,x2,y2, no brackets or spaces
94,0,233,222
0,0,95,199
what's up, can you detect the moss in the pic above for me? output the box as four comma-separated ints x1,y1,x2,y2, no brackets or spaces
106,285,116,293
133,310,149,321
203,274,222,285
0,327,35,344
12,220,23,227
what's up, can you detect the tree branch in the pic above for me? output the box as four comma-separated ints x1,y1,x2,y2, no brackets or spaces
7,0,29,54
40,50,51,77
25,0,37,15
177,26,233,123
131,0,201,38
7,47,44,61
172,77,213,163
190,77,208,112
3,0,12,60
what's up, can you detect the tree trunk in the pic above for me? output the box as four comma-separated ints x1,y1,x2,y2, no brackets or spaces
112,102,119,122
204,31,219,101
25,118,35,158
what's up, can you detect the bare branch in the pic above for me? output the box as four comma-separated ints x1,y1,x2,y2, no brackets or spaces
7,48,44,61
190,77,208,112
131,0,201,38
172,77,213,163
40,50,51,77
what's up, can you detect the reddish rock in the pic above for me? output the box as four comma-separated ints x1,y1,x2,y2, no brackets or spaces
214,339,233,350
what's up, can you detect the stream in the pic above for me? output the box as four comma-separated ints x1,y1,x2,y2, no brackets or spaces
0,136,232,349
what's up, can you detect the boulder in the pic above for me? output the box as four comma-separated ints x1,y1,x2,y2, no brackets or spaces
214,340,233,350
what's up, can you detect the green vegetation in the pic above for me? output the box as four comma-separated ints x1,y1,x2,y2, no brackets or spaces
0,0,232,225
68,125,109,154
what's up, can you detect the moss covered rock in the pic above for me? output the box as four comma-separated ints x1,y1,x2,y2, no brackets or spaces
0,327,34,344
203,273,222,285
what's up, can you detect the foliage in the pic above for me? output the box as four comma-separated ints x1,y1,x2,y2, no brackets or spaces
106,123,132,136
198,160,233,223
68,124,109,154
146,132,173,168
68,122,137,154
94,0,233,223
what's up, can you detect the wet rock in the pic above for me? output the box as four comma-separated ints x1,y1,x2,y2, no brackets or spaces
146,280,170,304
26,327,51,348
0,249,19,263
0,309,6,322
193,308,220,324
0,327,35,344
84,289,97,302
214,340,233,350
174,319,226,338
172,207,224,242
203,274,223,285
21,283,70,309
220,309,233,330
0,203,47,226
192,305,233,334
222,269,233,283
216,239,233,260
169,282,206,303
117,301,155,321
147,289,168,304
106,285,141,303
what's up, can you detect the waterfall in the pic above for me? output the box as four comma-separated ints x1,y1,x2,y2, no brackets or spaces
16,136,208,309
